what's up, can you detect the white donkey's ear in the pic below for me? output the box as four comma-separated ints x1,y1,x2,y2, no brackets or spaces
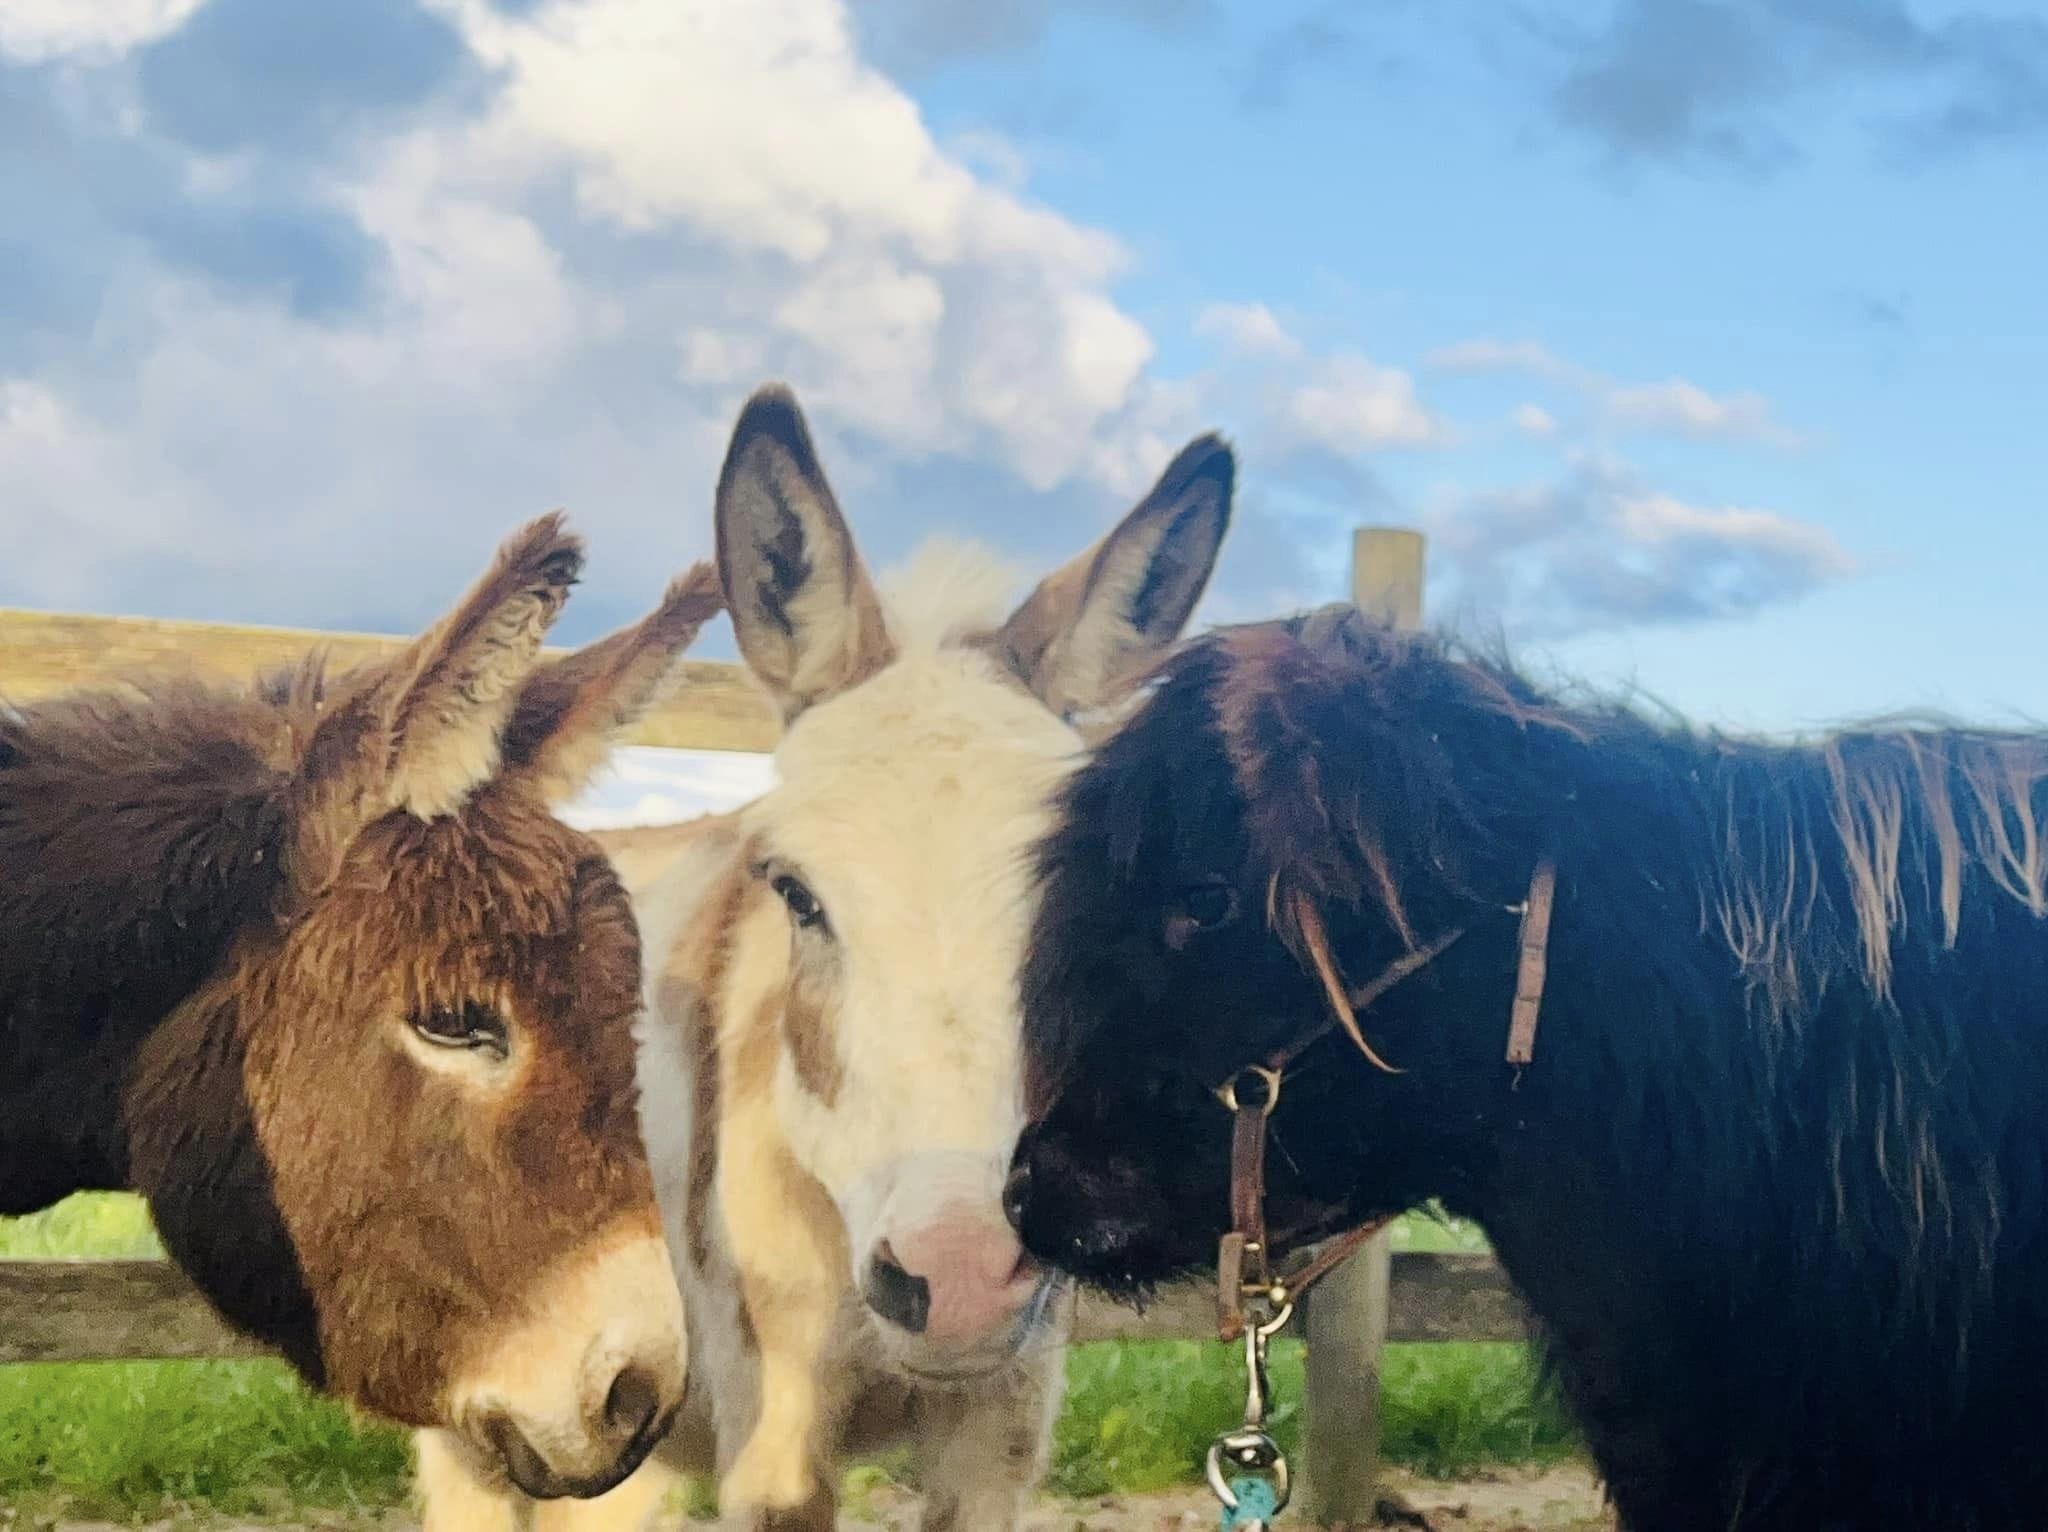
991,433,1235,717
714,385,895,723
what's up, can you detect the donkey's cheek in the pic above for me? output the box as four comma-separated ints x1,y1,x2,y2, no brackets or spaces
122,993,329,1385
780,975,845,1107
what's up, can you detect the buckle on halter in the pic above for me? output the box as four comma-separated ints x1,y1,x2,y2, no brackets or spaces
1217,1232,1279,1340
1215,1063,1284,1116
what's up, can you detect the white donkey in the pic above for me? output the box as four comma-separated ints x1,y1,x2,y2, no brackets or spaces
417,384,1232,1530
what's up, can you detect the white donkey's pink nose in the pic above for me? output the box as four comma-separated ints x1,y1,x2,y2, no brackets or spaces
864,1204,1041,1344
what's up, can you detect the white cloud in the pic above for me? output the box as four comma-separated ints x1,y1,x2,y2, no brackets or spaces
1423,454,1853,638
1194,301,1303,359
1278,352,1445,453
0,0,1849,658
1425,336,1799,448
427,0,1154,489
0,0,206,61
1511,402,1559,437
1604,379,1801,446
1072,371,1217,499
943,128,1032,193
1611,490,1851,570
0,0,1174,627
0,378,216,608
1181,304,1447,461
1426,338,1579,380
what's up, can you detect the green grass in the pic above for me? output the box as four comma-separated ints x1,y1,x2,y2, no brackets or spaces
0,1359,412,1521
1047,1211,1571,1501
1,1194,1574,1520
1,1195,413,1520
0,1191,166,1259
1048,1337,1576,1498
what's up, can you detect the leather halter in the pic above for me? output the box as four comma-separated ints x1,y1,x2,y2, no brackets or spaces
1214,860,1558,1341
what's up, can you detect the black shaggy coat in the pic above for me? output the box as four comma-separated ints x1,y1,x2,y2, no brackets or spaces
1009,605,2048,1531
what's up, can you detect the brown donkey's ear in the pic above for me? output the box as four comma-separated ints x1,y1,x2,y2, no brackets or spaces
499,561,725,803
297,514,582,848
990,433,1234,719
714,384,894,723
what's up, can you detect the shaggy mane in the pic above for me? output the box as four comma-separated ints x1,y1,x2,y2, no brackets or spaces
1208,605,2048,1031
1188,603,2048,1354
0,665,324,1049
1716,727,2048,1019
0,662,332,1209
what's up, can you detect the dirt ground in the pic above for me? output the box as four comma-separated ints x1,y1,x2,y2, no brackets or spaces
823,1466,1616,1531
27,1465,1615,1532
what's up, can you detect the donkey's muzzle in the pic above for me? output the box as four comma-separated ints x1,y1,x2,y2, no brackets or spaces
861,1203,1043,1347
1006,1119,1188,1294
447,1225,686,1499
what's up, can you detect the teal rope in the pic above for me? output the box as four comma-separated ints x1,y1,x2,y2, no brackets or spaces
1220,1476,1280,1529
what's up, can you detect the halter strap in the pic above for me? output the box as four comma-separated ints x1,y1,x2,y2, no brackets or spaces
1216,859,1558,1341
1506,860,1558,1070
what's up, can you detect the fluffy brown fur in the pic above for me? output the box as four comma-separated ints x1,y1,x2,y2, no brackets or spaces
1,521,719,1495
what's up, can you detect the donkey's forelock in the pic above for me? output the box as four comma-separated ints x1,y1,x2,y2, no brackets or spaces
874,537,1029,656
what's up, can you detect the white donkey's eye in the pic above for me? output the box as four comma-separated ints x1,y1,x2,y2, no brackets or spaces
772,873,827,931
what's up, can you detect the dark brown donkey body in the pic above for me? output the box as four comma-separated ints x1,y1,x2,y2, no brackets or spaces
0,518,717,1500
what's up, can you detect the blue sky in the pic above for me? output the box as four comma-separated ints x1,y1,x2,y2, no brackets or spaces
1,0,2043,740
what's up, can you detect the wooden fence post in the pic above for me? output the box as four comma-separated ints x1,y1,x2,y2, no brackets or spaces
1300,527,1426,1527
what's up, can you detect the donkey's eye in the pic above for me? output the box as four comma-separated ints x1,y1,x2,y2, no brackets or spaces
772,874,826,930
1186,885,1237,926
1164,881,1238,949
410,1001,510,1061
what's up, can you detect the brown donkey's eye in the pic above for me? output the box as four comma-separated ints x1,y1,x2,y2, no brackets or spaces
410,1001,510,1061
771,874,827,931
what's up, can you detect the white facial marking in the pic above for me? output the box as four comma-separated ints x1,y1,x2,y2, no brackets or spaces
726,638,1078,1279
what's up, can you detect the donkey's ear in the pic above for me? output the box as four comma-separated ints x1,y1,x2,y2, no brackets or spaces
500,562,724,803
991,433,1234,717
304,515,580,827
714,385,894,722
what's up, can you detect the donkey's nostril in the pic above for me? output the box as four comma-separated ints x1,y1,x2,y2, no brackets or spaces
862,1241,932,1334
480,1410,557,1499
602,1365,662,1444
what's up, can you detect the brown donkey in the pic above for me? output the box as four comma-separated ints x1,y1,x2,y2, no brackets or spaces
0,517,716,1501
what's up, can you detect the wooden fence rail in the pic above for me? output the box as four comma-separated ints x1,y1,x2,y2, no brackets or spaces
0,607,778,754
0,1253,1524,1367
